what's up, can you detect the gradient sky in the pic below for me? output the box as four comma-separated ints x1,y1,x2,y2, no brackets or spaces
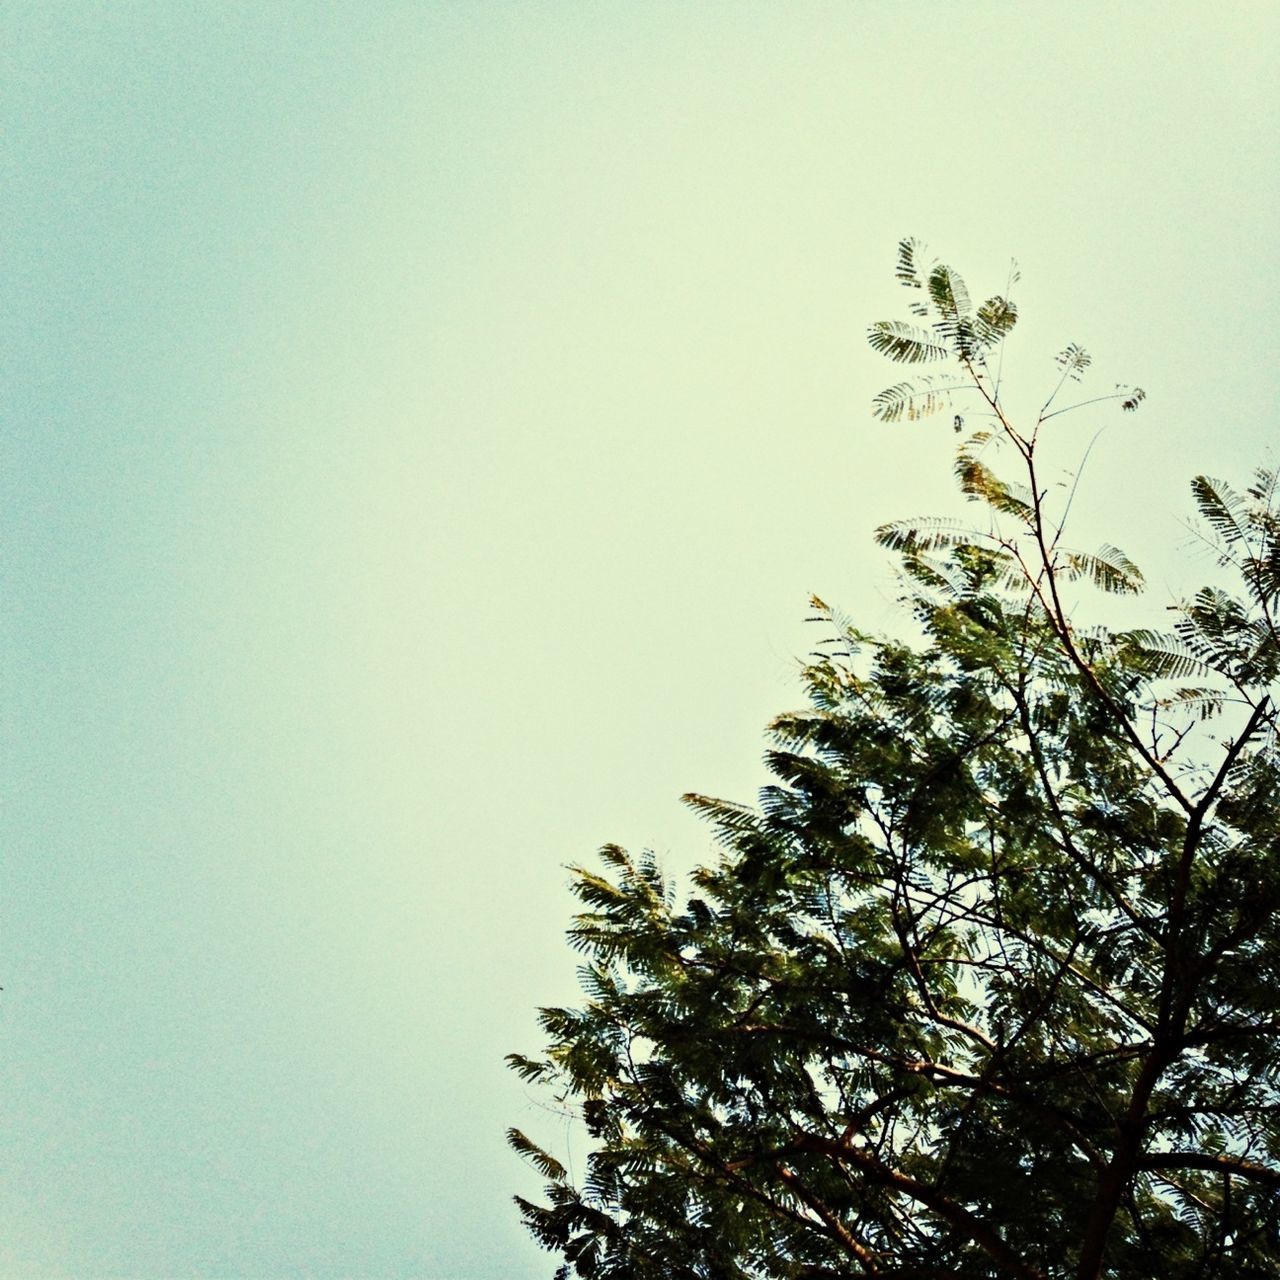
2,4,1276,1277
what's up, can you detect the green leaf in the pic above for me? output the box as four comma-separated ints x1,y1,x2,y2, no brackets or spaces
507,1128,568,1182
928,263,972,322
866,319,952,364
1116,629,1211,679
1190,475,1250,547
1055,343,1091,379
953,453,1034,524
895,236,932,291
1159,686,1229,720
506,1053,553,1083
1061,543,1144,594
871,376,964,423
874,516,978,554
975,295,1018,347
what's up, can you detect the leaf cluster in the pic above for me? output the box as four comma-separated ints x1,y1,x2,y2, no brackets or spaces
510,245,1280,1280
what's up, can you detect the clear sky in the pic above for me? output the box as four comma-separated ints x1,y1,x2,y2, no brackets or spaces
1,3,1275,1277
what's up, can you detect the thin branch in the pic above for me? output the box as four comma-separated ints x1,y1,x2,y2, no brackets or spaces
797,1134,1049,1280
1138,1151,1280,1189
1041,392,1141,424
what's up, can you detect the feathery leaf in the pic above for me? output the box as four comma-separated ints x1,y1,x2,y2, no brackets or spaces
871,377,965,423
1055,343,1091,379
1061,543,1144,594
866,319,953,364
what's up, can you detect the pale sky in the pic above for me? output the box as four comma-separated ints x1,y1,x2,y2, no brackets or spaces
2,4,1276,1277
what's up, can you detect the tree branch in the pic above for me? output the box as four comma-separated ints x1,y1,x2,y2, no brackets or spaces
797,1134,1048,1280
1137,1151,1280,1189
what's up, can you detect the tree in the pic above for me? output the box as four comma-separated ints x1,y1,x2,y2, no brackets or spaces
508,241,1280,1279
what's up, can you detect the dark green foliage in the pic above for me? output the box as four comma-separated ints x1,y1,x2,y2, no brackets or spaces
510,242,1280,1280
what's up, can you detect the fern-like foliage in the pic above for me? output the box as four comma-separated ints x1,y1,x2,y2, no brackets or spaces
871,239,1026,419
975,294,1019,346
508,1128,568,1183
874,515,979,554
1060,543,1145,595
866,319,952,364
1191,471,1280,610
1056,343,1092,379
954,450,1035,525
1162,473,1280,690
871,376,967,422
512,244,1280,1280
1115,630,1213,680
928,262,972,327
895,235,933,291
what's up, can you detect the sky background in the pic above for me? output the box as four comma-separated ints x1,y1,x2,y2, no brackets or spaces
1,3,1276,1277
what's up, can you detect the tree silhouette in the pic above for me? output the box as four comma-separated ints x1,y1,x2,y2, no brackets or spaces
510,242,1280,1280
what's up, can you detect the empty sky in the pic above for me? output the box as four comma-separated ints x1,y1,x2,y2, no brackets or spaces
2,3,1276,1277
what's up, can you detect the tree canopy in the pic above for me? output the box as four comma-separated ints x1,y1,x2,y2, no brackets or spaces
508,241,1280,1279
